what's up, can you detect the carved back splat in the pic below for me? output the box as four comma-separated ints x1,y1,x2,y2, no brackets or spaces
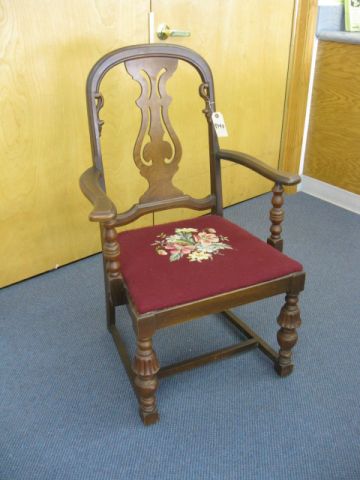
86,44,220,224
125,58,183,203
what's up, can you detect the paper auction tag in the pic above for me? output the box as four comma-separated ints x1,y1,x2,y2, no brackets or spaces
211,112,228,137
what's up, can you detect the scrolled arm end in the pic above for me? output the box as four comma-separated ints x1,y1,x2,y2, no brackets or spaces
79,167,117,222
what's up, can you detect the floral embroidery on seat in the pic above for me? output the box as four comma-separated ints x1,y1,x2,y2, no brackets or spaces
152,227,232,262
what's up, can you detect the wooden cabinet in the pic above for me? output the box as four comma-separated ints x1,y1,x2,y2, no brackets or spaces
304,40,360,195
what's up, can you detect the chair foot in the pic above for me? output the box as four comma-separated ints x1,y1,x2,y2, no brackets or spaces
274,362,294,377
275,293,301,376
140,410,160,426
132,337,160,426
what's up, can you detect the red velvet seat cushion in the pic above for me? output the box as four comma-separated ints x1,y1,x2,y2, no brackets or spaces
117,215,303,314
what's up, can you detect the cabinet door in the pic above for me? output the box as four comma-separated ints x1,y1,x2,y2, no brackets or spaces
0,0,149,287
304,41,360,195
151,0,295,223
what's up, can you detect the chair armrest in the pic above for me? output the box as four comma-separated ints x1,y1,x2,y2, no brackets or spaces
216,149,301,186
79,167,117,222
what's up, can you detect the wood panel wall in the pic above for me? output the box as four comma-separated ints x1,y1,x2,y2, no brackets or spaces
304,41,360,195
279,0,318,178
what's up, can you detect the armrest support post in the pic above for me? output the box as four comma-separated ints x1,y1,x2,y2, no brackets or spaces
216,149,299,252
103,222,122,281
267,183,284,252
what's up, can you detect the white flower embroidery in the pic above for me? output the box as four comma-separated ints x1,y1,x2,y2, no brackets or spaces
188,251,212,262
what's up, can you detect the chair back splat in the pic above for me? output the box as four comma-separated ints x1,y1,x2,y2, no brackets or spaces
80,43,306,426
86,44,223,227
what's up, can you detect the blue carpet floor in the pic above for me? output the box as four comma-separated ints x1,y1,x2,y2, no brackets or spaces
1,192,359,480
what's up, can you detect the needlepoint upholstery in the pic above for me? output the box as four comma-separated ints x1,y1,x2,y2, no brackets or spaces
118,215,303,314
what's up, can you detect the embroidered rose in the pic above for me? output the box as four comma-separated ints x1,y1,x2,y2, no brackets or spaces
165,242,195,256
152,227,232,263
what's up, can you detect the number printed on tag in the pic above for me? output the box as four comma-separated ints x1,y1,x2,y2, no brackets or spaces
211,112,228,137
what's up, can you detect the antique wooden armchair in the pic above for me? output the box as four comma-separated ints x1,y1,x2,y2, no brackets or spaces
80,44,305,425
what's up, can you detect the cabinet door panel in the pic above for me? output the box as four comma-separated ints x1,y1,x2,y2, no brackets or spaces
0,0,149,286
152,0,294,224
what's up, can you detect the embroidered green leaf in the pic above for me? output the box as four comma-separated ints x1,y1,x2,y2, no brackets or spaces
170,252,182,262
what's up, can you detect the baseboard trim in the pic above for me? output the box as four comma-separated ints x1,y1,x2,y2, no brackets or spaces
299,175,360,214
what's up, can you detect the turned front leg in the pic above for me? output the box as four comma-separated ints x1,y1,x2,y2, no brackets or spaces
103,222,121,280
275,293,301,377
132,337,160,425
267,183,284,252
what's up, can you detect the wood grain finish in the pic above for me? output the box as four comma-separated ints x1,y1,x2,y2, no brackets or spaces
152,0,295,224
0,0,149,287
124,57,184,203
304,41,360,195
279,0,318,177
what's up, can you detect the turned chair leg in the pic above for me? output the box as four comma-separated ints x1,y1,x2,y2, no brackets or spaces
102,222,123,332
275,293,302,377
132,336,160,425
106,296,115,331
